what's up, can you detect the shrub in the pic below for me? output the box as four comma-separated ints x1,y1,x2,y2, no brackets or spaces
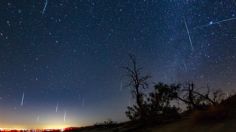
191,105,228,124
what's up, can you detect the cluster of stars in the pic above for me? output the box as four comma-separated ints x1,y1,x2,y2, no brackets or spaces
0,0,235,127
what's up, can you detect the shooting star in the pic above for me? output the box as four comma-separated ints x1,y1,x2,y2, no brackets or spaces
42,0,48,15
37,116,40,122
184,18,194,51
20,92,24,106
64,111,67,122
56,103,59,112
195,17,236,29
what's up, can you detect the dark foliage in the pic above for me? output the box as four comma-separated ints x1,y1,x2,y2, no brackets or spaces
125,82,181,123
123,55,227,125
145,83,180,122
176,82,227,111
94,119,118,128
191,95,236,124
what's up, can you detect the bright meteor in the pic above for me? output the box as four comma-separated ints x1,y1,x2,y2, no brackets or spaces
20,92,24,107
42,0,48,15
184,17,194,51
195,17,236,29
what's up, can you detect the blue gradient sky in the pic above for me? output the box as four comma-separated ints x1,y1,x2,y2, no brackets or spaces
0,0,236,128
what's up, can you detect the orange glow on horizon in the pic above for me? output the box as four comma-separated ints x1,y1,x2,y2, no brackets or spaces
0,127,67,132
0,124,72,131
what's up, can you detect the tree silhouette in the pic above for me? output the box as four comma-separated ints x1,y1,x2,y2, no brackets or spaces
169,82,225,111
123,54,151,121
146,83,180,122
123,55,227,124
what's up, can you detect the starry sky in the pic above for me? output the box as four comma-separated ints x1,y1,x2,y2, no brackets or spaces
0,0,236,129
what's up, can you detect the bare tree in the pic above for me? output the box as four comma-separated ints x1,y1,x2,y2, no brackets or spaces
174,82,225,111
123,54,151,120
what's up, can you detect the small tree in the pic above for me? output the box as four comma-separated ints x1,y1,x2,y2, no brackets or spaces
146,83,180,122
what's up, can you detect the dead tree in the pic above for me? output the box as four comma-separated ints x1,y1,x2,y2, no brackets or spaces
176,82,223,111
123,54,151,120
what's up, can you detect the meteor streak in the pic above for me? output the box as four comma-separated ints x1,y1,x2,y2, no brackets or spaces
42,0,48,15
37,116,40,122
20,92,24,106
64,111,67,122
56,103,59,112
184,18,194,51
195,17,236,29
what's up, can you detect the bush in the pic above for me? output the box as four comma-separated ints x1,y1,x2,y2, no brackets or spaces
94,119,118,128
191,105,228,124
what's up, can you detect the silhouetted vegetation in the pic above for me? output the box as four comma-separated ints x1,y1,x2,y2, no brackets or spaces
144,83,180,123
94,119,118,128
65,55,236,132
175,82,224,111
123,54,151,121
123,55,230,126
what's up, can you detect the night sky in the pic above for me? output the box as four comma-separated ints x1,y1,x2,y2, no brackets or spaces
0,0,236,129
